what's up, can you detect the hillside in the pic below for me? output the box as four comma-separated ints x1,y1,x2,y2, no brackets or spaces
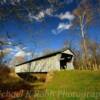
0,69,100,100
38,70,100,100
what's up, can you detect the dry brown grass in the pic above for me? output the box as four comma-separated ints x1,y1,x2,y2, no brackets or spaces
0,65,35,99
0,64,47,99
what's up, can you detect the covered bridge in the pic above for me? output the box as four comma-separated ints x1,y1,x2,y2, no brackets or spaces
15,48,75,73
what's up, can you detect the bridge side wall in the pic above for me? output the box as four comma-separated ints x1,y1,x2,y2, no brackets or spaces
15,54,61,73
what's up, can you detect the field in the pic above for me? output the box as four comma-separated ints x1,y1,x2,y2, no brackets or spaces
0,68,100,100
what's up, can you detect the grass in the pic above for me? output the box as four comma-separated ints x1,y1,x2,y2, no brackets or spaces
36,70,100,100
0,67,100,100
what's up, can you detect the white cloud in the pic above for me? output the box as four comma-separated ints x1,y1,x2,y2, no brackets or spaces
56,11,75,21
28,8,54,22
8,41,12,45
12,46,21,52
26,52,32,56
45,8,53,16
52,11,74,34
52,22,72,35
0,48,13,54
15,50,26,57
1,0,21,5
57,22,72,30
28,11,45,22
8,46,30,58
15,50,32,57
14,46,31,57
36,11,45,20
12,46,27,52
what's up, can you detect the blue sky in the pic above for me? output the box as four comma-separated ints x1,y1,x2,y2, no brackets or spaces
0,0,100,63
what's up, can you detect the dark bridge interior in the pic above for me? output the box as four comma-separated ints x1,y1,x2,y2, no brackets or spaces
60,53,73,69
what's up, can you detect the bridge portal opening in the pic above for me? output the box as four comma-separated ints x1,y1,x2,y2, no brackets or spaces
60,53,73,69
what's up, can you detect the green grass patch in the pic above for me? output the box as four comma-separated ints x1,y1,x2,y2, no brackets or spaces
36,70,100,100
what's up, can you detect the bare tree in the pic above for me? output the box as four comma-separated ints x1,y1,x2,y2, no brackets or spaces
73,0,99,68
43,48,54,55
0,32,23,65
86,39,100,69
0,37,11,64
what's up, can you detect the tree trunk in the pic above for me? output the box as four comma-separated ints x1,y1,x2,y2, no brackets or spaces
80,16,88,69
